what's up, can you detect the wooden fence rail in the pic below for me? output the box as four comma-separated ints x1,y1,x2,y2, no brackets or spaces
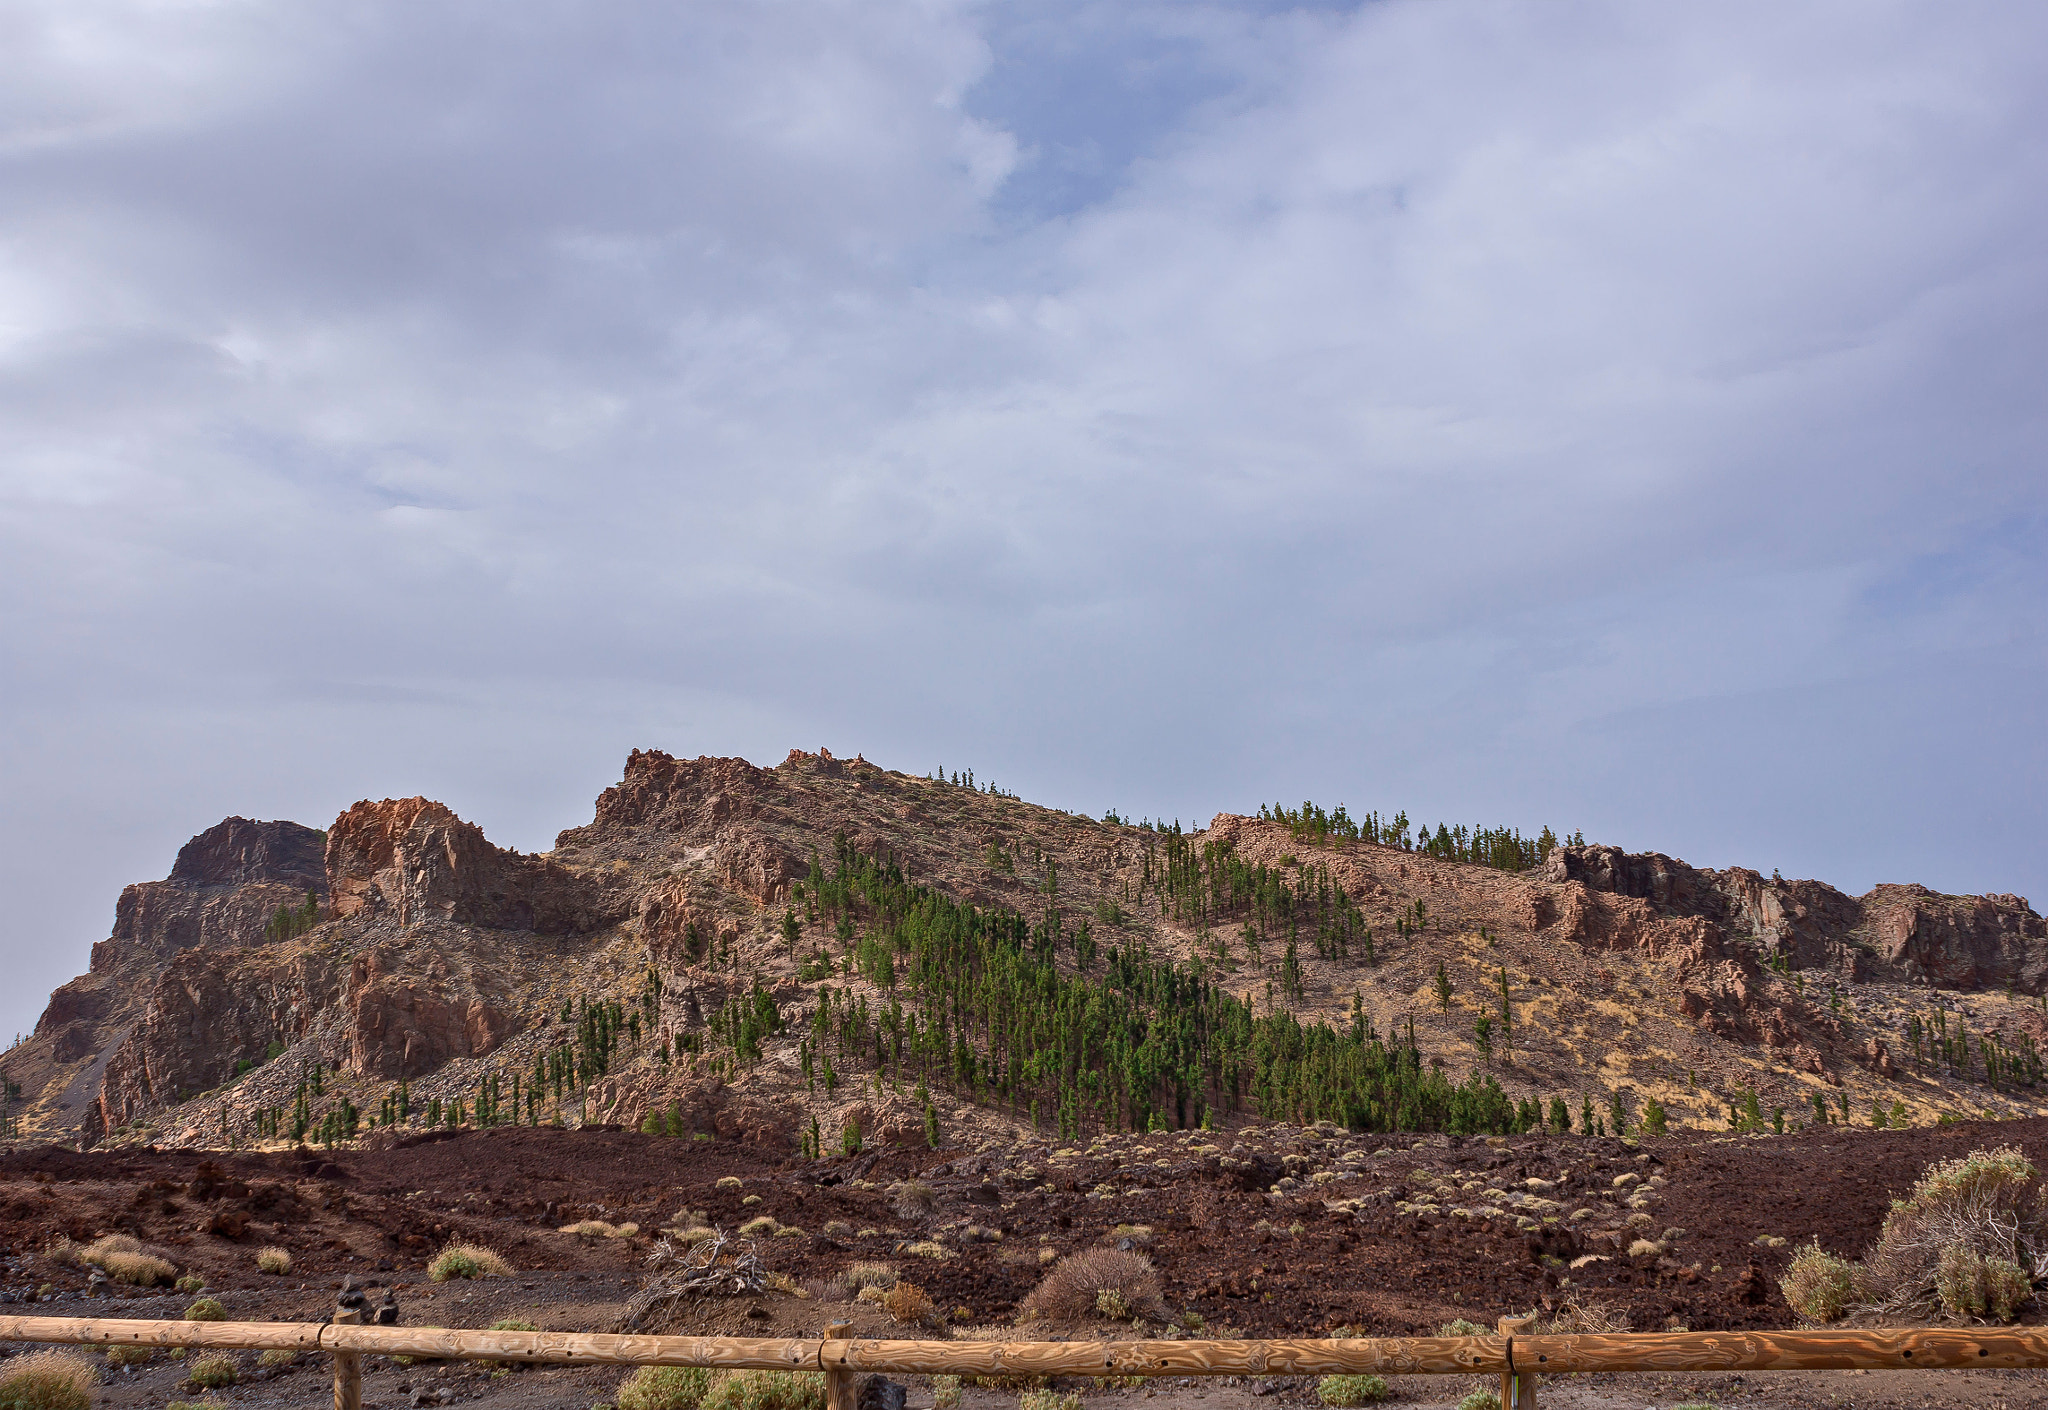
5,1314,2047,1410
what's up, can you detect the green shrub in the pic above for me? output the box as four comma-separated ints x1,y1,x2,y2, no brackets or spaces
103,1344,151,1368
1860,1145,2045,1320
0,1350,98,1410
258,1349,297,1370
931,1376,961,1410
186,1354,237,1389
1317,1374,1389,1405
1437,1318,1488,1337
1456,1393,1500,1410
617,1365,713,1410
1017,1393,1082,1410
1779,1241,1858,1323
698,1369,826,1410
1935,1246,2031,1322
172,1273,203,1294
184,1297,228,1322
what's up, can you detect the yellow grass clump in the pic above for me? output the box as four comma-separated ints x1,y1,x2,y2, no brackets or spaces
429,1244,511,1281
256,1247,292,1275
0,1350,98,1410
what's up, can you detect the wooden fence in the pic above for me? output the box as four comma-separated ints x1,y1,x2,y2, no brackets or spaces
5,1313,2047,1410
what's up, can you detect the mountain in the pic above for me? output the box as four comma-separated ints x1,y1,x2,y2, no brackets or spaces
5,747,2046,1150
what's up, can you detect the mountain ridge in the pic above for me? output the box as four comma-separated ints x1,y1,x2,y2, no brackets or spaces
4,746,2045,1150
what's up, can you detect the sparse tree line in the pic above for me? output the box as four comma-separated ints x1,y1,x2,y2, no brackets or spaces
262,890,323,943
1253,800,1583,871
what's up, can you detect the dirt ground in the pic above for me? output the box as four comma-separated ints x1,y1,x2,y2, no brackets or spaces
7,1119,2048,1408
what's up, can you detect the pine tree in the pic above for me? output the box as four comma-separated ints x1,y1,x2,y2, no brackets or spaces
1435,963,1453,1014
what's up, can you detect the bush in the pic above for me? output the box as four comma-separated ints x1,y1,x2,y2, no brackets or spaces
1437,1318,1488,1337
893,1180,937,1221
882,1281,937,1326
256,1247,292,1275
1456,1394,1500,1410
103,1344,152,1368
1936,1246,2032,1323
0,1351,97,1410
737,1216,780,1239
257,1349,297,1370
1780,1241,1858,1323
618,1365,714,1410
1317,1375,1389,1406
931,1376,962,1410
1861,1145,2045,1321
1019,1248,1167,1324
1017,1393,1081,1410
429,1244,511,1281
186,1355,237,1389
843,1262,897,1291
184,1297,228,1322
698,1370,826,1410
716,1177,743,1192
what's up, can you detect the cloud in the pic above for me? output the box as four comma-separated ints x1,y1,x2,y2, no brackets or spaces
1,0,2045,1040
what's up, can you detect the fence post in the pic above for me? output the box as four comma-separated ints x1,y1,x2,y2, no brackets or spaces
824,1321,854,1410
333,1308,363,1410
1496,1316,1534,1409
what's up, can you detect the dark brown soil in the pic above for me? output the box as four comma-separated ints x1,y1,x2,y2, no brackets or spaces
8,1119,2048,1408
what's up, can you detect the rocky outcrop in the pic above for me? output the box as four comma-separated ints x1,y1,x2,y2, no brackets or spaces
346,928,524,1079
168,816,327,891
1862,885,2048,991
575,749,775,837
1544,845,2048,994
95,946,344,1133
327,798,622,934
14,818,330,1139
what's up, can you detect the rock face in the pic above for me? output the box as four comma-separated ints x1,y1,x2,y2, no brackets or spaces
346,929,525,1079
95,947,345,1132
561,748,804,906
15,818,331,1137
327,797,620,934
1543,845,2048,993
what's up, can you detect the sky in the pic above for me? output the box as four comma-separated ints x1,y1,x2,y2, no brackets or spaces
3,0,2045,1045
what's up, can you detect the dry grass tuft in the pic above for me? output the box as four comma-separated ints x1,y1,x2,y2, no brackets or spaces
100,1251,177,1287
429,1244,511,1281
843,1262,897,1291
256,1247,292,1276
0,1350,98,1410
1018,1248,1167,1324
892,1180,937,1222
1535,1295,1629,1334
